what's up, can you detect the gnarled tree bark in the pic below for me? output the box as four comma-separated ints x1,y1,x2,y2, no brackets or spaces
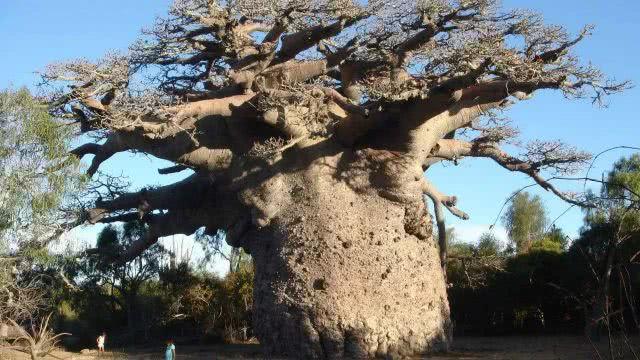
240,152,450,358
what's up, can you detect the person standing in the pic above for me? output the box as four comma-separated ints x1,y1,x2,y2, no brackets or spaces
96,332,106,354
165,339,176,360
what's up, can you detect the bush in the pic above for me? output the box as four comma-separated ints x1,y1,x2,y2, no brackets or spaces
159,262,254,343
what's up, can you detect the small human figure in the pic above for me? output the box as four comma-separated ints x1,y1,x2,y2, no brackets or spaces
97,332,106,354
165,338,176,360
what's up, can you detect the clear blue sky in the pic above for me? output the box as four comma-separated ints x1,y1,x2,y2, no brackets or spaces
1,0,639,249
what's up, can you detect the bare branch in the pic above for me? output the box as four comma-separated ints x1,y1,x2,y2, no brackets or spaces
158,164,190,174
429,139,594,207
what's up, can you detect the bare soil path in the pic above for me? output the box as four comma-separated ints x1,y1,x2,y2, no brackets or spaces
1,335,638,359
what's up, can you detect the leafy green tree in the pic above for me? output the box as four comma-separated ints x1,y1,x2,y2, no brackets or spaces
577,154,640,337
158,261,254,342
447,157,639,337
447,232,504,290
606,154,640,200
531,226,569,253
0,88,81,253
71,222,165,342
583,154,640,267
503,192,548,254
477,232,502,257
0,88,81,332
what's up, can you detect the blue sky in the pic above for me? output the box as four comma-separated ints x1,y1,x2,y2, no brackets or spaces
1,0,639,258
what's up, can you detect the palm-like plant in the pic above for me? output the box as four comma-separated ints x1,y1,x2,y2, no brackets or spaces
8,313,70,360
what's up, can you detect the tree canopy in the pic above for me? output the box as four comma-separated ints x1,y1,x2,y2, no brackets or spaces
38,0,628,261
0,89,84,359
0,88,82,254
502,191,547,254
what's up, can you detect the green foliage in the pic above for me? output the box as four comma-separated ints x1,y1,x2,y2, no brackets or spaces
477,232,502,256
530,238,564,253
159,261,254,342
447,233,504,291
84,222,165,278
502,192,548,254
578,154,640,271
448,155,640,337
448,246,584,335
531,227,569,253
0,89,257,347
577,155,640,334
59,232,255,346
63,222,166,343
605,155,640,232
584,154,640,229
0,88,82,253
0,88,83,333
606,154,640,201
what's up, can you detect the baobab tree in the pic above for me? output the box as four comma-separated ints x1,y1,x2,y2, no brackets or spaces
43,0,627,357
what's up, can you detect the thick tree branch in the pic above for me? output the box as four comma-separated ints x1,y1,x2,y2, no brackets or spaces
394,23,439,65
158,164,190,174
117,210,205,263
421,178,470,221
533,25,593,63
321,87,368,117
71,134,130,177
86,174,214,224
421,178,469,271
275,15,366,64
174,93,256,121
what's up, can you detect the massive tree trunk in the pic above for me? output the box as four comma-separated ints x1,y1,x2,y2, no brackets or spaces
239,147,451,359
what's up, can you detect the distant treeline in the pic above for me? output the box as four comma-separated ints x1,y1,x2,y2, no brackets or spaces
447,155,640,337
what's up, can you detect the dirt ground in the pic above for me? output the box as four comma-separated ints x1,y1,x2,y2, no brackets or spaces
1,335,638,359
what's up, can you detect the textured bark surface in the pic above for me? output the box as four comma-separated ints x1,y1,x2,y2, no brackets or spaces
238,147,450,358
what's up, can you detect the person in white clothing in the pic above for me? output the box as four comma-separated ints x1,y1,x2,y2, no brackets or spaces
97,332,106,353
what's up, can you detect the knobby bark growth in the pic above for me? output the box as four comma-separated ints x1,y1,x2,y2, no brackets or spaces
44,0,627,357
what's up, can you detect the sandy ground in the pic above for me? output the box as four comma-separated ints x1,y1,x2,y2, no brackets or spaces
1,335,638,359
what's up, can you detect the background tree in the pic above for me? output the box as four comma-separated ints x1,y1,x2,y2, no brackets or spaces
575,154,640,341
159,257,254,343
41,0,627,357
195,229,252,273
531,226,569,253
447,231,504,290
503,192,548,254
446,231,506,335
0,88,81,357
0,88,82,255
445,155,640,352
71,222,165,342
477,232,502,257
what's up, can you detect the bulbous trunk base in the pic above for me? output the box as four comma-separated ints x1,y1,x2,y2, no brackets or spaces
247,175,451,359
